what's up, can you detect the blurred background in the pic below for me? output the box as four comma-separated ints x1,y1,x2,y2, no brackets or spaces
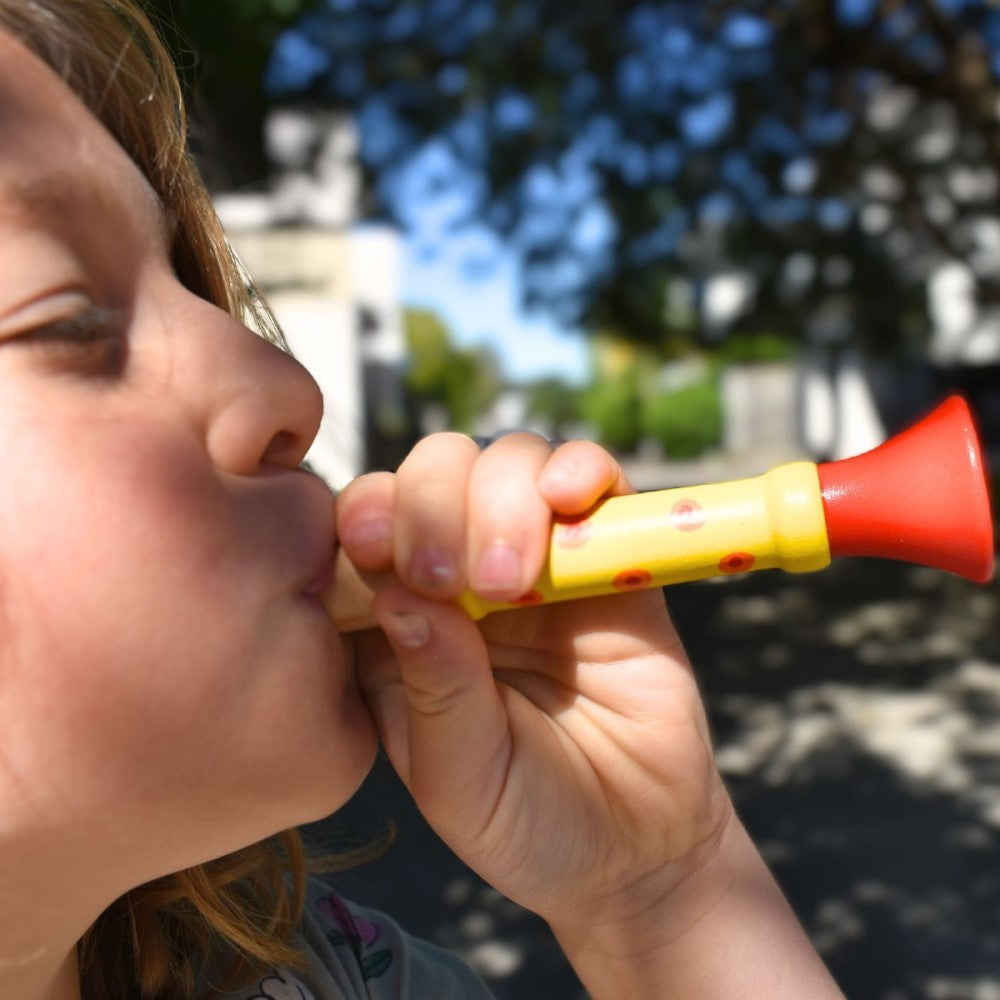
145,2,1000,996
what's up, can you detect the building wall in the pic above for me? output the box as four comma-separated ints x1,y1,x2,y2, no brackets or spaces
214,110,406,489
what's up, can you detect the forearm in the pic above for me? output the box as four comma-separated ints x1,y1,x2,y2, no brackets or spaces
550,815,845,1000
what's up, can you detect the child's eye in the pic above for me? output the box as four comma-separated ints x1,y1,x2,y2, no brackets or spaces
21,304,128,377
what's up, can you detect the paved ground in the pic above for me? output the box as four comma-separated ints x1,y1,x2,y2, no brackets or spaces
306,558,1000,1000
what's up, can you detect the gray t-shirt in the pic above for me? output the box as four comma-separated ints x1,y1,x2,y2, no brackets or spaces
217,878,496,999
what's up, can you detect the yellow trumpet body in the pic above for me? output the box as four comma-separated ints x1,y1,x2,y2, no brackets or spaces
458,462,831,620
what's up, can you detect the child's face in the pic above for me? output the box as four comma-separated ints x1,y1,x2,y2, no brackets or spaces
0,32,376,890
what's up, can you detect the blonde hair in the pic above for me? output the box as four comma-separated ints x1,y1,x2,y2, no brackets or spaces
0,0,317,996
0,0,283,346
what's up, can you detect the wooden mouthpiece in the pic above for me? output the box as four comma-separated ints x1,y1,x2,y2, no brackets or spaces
321,548,387,633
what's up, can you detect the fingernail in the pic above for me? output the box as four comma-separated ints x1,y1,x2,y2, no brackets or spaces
411,545,459,591
475,541,521,594
381,610,430,649
344,516,391,550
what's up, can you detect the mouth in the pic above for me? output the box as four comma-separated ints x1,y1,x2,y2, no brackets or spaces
301,524,339,597
302,544,336,597
294,471,339,599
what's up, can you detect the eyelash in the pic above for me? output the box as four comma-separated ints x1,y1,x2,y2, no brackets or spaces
26,305,128,377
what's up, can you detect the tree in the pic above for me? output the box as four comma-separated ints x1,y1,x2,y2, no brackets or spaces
404,308,501,432
262,0,1000,356
142,0,315,185
523,377,581,439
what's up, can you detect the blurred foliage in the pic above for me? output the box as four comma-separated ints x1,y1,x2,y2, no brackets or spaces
716,330,795,364
577,347,723,457
400,308,723,455
523,377,581,439
259,0,1000,356
404,309,501,432
580,370,643,453
640,376,724,459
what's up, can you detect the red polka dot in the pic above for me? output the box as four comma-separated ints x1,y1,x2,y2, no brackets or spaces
613,568,653,590
555,516,592,549
719,552,756,574
511,589,545,606
671,498,706,532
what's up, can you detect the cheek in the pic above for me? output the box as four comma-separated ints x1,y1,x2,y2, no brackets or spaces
0,419,368,845
0,431,243,747
7,431,228,631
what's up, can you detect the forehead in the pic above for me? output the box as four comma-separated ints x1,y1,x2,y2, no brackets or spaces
0,29,89,144
0,29,165,239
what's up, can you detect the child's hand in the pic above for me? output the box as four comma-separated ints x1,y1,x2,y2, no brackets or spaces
336,432,733,941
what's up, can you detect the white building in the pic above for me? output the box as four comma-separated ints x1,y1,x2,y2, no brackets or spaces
214,110,407,489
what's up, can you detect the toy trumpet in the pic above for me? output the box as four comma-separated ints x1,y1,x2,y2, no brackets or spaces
325,396,995,632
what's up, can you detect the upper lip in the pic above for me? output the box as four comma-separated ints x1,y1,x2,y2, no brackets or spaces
290,469,338,597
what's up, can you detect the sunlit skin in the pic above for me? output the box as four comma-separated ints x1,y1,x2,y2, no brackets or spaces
339,431,846,991
0,26,844,1000
339,432,732,924
0,31,378,998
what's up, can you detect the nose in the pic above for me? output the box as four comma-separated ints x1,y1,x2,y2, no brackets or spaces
187,298,324,475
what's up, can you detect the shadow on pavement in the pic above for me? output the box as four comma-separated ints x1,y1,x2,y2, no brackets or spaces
306,560,1000,1000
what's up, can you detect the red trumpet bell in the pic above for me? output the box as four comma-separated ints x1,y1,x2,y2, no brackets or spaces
817,396,995,583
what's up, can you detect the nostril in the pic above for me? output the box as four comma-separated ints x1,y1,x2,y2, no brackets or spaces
262,429,299,467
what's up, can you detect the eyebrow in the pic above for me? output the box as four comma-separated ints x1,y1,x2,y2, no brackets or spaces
0,173,77,226
0,168,175,250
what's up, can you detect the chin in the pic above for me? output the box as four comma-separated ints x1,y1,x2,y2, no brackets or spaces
247,618,380,822
300,694,380,824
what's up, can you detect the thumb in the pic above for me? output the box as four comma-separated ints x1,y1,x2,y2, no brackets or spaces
371,586,512,840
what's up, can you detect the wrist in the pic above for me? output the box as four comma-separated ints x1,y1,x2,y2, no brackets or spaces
549,808,844,999
548,798,742,963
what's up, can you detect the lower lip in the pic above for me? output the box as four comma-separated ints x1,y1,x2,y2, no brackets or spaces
299,593,329,619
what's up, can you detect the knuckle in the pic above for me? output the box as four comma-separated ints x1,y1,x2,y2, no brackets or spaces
482,429,552,452
408,431,479,460
399,665,469,720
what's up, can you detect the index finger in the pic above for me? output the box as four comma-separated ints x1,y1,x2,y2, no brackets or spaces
537,440,635,513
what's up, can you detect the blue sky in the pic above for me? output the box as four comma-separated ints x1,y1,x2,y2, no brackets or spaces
401,233,591,385
389,139,592,385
